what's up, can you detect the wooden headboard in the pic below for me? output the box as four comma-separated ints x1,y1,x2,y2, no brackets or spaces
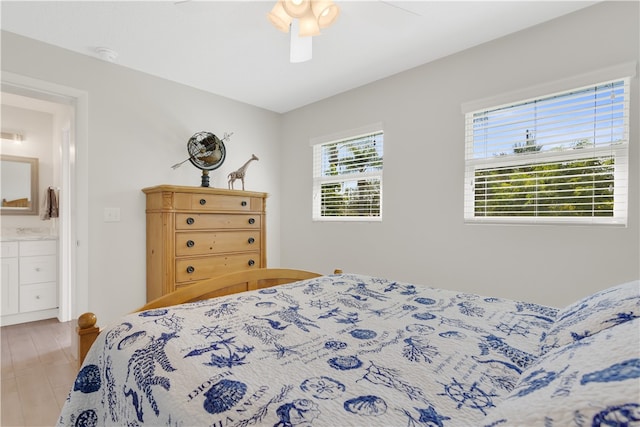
76,268,338,366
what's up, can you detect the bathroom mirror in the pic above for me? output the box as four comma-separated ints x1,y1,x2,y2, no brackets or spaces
1,154,39,215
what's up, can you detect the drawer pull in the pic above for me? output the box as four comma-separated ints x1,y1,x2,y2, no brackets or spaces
248,259,255,267
186,217,195,225
199,199,207,205
248,237,255,244
35,267,41,272
241,201,247,207
186,240,195,248
248,218,255,225
186,266,195,274
35,295,40,300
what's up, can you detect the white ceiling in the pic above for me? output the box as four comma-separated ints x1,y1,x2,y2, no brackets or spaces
1,1,597,113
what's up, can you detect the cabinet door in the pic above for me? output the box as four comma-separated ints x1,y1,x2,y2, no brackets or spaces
1,241,19,258
1,257,19,315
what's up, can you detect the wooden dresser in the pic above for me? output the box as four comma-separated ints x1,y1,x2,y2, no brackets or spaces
143,185,267,301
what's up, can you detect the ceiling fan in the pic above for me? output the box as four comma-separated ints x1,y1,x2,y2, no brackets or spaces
175,0,421,63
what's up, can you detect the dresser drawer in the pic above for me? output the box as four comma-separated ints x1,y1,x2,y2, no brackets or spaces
176,231,260,256
175,253,261,283
174,193,262,212
19,282,57,312
19,255,57,284
175,213,261,230
19,240,57,256
1,241,19,258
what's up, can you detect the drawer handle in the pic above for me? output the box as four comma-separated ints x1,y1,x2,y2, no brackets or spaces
248,218,255,225
248,237,255,244
199,199,207,205
35,295,40,300
186,240,195,248
35,267,41,272
248,259,255,267
186,217,195,225
186,266,195,274
241,201,247,207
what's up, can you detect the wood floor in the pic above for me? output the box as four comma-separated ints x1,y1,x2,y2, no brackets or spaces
1,318,77,426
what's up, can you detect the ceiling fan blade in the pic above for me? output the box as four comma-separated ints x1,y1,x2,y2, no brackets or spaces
378,1,422,16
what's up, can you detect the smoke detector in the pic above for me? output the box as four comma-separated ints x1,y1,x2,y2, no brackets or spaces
95,47,118,62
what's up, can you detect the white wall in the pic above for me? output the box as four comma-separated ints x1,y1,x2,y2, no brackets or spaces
2,31,283,325
280,1,640,308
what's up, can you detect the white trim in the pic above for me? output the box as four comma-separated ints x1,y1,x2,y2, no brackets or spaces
0,308,59,327
312,216,383,223
461,61,637,114
467,145,628,170
463,74,630,227
465,216,628,227
312,128,384,221
309,122,384,146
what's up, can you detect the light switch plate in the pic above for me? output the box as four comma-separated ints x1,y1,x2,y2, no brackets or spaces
104,207,121,222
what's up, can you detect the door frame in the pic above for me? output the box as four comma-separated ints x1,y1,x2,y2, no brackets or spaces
1,71,89,321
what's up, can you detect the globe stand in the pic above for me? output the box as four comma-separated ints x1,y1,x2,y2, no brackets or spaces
200,170,210,187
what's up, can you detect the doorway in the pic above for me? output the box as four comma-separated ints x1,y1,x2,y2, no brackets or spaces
1,72,89,323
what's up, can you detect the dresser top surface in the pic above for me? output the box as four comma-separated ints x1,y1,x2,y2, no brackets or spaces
142,185,267,198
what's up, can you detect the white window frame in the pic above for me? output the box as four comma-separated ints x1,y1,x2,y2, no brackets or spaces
311,123,384,221
462,63,635,226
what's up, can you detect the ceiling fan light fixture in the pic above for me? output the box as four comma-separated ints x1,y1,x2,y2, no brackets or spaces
267,1,292,33
312,0,340,28
267,0,340,61
1,131,24,143
283,0,310,19
298,9,321,37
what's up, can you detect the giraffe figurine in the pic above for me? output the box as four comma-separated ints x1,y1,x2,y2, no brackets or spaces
228,154,259,190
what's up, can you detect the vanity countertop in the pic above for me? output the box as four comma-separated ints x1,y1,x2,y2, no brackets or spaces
1,235,58,241
1,227,58,241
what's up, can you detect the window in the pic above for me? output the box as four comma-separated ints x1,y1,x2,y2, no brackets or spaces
464,77,630,225
312,129,383,220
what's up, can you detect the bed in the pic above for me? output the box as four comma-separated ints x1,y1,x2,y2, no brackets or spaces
59,268,639,426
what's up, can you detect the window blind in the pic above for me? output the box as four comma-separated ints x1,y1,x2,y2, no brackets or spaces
312,131,383,220
464,78,629,225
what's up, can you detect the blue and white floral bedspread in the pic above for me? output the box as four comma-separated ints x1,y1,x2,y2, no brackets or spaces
57,274,638,426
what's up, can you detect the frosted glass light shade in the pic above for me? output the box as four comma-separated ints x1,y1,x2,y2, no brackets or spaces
312,0,340,28
283,0,310,18
298,9,321,37
267,1,292,33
